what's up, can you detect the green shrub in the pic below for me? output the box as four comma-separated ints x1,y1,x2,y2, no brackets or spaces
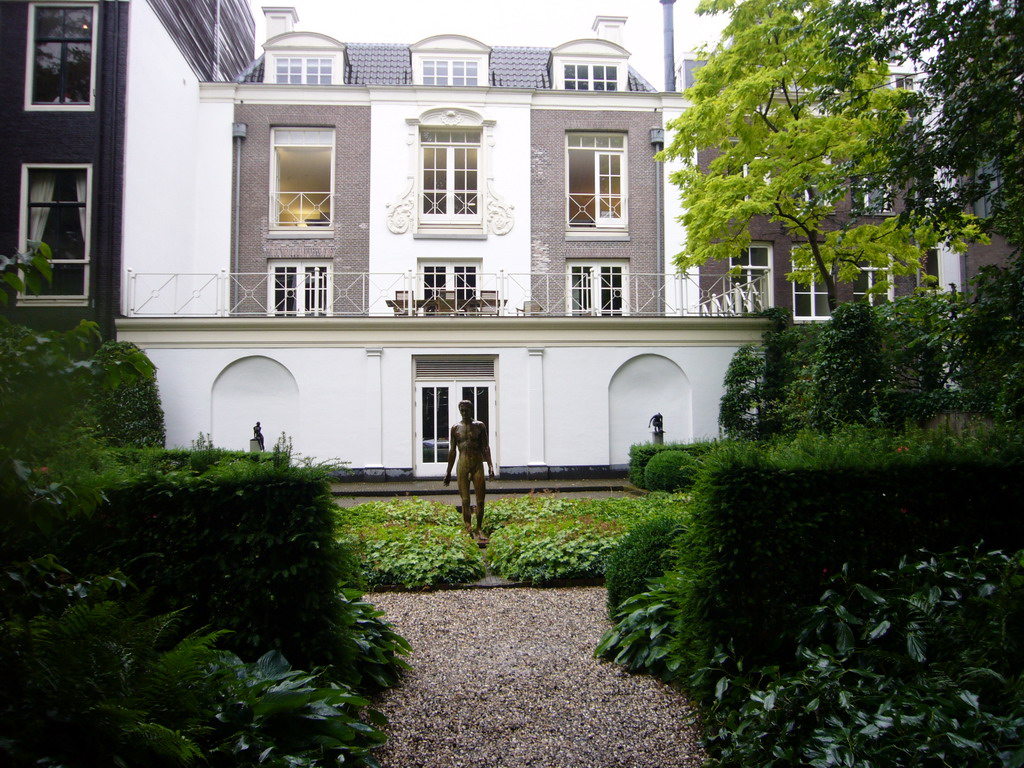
719,344,767,440
91,341,166,448
63,461,389,686
605,512,686,615
643,449,701,492
698,547,1024,767
629,441,716,488
680,431,1024,692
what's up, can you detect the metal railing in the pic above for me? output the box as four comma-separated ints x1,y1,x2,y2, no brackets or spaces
125,269,769,318
271,191,332,228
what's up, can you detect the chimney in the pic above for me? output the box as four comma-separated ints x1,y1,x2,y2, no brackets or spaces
591,15,628,46
263,6,298,40
661,0,676,92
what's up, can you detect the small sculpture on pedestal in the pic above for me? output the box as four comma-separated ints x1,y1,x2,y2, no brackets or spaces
649,413,665,445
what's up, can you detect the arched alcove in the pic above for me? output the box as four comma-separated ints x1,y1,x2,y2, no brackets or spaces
608,355,691,466
211,356,299,451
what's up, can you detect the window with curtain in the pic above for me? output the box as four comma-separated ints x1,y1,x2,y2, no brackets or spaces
25,166,89,298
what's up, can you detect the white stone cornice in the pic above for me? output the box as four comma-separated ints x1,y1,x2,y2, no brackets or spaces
116,316,771,349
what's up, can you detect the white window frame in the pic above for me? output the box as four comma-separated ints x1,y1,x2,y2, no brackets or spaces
274,56,334,85
568,262,628,316
268,260,332,316
417,260,481,304
566,133,627,231
562,62,619,91
18,163,91,305
853,264,893,305
24,2,98,111
793,274,831,321
422,59,480,86
269,128,335,231
853,180,895,215
419,128,482,228
730,245,773,311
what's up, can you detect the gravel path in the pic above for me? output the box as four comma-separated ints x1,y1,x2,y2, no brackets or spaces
368,587,707,768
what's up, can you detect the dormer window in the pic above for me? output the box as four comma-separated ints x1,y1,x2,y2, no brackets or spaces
275,57,333,85
410,35,490,87
563,64,618,91
423,60,479,86
551,38,629,92
262,29,345,86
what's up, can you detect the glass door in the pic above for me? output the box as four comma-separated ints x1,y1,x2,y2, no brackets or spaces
415,383,494,476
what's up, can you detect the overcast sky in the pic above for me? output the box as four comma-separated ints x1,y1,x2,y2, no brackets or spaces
246,0,728,91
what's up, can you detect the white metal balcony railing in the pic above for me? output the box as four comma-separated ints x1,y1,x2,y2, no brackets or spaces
272,191,332,228
124,270,769,319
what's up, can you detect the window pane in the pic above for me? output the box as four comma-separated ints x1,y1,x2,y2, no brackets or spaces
62,8,93,39
571,266,592,312
35,8,65,38
33,43,63,103
568,149,596,225
274,267,298,313
39,263,85,296
274,140,332,226
64,42,92,102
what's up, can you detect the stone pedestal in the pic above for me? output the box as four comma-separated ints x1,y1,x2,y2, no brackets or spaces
249,439,263,453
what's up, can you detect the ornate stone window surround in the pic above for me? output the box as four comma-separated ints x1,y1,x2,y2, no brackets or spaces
386,107,514,238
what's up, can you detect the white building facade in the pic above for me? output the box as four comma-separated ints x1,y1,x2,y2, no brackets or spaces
117,8,768,479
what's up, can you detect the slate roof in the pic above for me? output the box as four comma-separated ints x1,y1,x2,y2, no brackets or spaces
236,43,657,92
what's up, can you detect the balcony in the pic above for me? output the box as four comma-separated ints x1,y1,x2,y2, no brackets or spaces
124,270,769,319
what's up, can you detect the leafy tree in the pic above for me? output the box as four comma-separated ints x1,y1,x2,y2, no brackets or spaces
662,0,982,310
91,341,166,448
810,301,883,429
821,0,1024,248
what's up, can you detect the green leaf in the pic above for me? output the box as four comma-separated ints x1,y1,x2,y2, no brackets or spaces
906,633,927,663
868,619,891,641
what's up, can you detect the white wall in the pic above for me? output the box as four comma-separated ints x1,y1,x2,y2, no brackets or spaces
368,95,534,280
122,0,235,313
146,340,736,473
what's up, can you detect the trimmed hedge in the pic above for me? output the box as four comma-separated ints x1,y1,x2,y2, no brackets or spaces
62,461,369,684
629,441,716,488
673,433,1024,690
643,450,702,492
605,513,686,615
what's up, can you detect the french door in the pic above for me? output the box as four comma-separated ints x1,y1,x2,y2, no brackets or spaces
415,382,494,476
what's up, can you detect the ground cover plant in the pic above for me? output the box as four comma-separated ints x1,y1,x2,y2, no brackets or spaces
338,494,692,588
338,499,487,588
698,547,1024,767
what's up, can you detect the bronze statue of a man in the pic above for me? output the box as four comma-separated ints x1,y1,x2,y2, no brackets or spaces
443,399,495,538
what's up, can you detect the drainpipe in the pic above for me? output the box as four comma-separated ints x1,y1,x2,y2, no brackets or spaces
650,126,666,314
232,122,247,279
